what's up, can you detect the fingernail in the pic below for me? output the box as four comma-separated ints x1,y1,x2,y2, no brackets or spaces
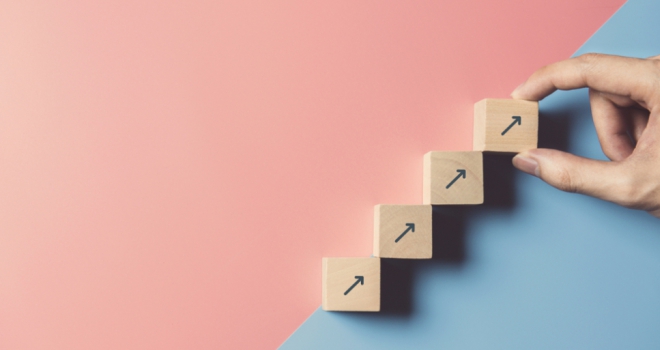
512,154,539,177
511,82,525,98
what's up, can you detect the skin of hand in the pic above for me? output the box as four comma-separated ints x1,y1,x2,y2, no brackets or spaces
511,53,660,218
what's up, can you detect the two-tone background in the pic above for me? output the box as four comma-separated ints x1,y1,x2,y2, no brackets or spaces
4,1,660,349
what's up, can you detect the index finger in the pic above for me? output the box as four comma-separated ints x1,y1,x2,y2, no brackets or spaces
511,53,658,104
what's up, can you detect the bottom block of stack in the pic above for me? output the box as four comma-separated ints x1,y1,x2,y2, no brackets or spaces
322,257,380,312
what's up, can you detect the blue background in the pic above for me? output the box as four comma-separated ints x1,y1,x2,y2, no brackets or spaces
281,1,660,348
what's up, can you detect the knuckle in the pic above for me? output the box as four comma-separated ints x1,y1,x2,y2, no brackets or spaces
649,59,660,89
576,53,603,82
650,56,660,69
554,168,579,193
578,52,603,63
616,179,641,208
577,53,603,68
640,184,660,211
623,58,660,106
615,172,659,210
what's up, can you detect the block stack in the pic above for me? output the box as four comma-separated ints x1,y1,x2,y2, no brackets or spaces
322,99,539,311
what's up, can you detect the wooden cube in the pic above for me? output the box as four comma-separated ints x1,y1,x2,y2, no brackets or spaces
373,205,432,259
322,257,380,312
423,151,483,205
473,98,539,153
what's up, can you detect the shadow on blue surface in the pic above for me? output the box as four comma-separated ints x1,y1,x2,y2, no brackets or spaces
282,1,660,348
376,108,575,317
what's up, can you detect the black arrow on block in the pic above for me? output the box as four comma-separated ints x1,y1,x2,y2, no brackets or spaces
344,276,364,295
501,116,522,136
395,223,415,243
445,169,466,189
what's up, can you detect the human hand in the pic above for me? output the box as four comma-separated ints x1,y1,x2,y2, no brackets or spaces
511,53,660,218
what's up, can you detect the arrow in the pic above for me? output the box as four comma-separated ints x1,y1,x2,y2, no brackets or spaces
445,169,466,189
344,276,364,295
501,116,522,135
395,223,415,243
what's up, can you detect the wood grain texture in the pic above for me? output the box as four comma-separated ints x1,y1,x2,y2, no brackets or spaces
373,205,432,259
322,258,380,312
473,98,538,153
423,151,483,205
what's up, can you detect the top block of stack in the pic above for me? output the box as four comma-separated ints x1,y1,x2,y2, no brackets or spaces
473,99,539,153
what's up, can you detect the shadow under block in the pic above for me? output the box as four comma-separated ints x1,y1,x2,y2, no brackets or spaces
473,98,539,153
373,205,432,259
322,257,380,312
423,151,483,205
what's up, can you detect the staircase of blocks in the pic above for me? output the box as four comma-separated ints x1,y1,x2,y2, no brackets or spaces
322,98,539,312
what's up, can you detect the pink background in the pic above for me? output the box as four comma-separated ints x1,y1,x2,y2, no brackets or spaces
0,1,623,348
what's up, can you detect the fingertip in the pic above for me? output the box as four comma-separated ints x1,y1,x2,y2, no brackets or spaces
510,82,526,99
518,148,619,199
512,151,540,177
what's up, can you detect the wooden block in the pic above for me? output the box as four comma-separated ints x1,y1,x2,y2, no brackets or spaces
473,98,539,153
373,205,432,259
322,257,380,312
423,151,483,205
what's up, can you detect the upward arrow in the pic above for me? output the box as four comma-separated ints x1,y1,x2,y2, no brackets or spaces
344,276,364,295
395,223,415,243
501,116,522,135
445,169,466,189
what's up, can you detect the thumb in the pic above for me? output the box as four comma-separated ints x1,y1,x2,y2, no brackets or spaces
512,148,628,204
